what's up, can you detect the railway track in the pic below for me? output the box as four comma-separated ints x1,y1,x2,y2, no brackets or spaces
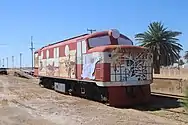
151,92,186,99
151,92,188,114
140,92,188,124
147,108,188,124
160,108,188,115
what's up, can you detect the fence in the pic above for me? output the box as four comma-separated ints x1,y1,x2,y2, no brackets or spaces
151,67,188,96
153,67,188,79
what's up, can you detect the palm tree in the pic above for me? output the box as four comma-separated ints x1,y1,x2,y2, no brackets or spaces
135,22,183,74
184,51,188,62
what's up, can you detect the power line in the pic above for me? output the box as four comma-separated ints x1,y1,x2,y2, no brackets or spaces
0,44,7,46
30,36,35,70
87,28,96,34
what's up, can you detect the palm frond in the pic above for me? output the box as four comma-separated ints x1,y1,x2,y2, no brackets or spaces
134,21,183,66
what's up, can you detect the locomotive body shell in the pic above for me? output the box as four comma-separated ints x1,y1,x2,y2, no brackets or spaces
34,29,153,107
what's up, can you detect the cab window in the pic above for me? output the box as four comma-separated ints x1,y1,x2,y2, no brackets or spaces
88,36,111,48
118,37,133,45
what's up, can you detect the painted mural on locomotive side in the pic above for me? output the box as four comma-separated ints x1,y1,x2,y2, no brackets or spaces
35,35,88,79
110,47,153,83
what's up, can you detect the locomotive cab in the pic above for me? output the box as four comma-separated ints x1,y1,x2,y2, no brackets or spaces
87,29,133,49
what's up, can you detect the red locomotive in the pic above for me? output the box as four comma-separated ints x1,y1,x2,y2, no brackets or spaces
34,29,153,107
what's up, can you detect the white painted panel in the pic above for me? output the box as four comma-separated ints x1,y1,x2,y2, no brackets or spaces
54,58,59,67
111,67,116,74
81,55,101,79
38,56,41,67
111,75,116,81
76,52,108,64
77,42,82,64
82,40,86,54
46,50,49,59
41,51,43,59
57,47,59,58
116,75,121,81
65,45,70,56
83,54,87,65
35,53,38,58
102,52,111,63
54,48,56,58
77,42,81,57
54,82,66,92
46,58,54,66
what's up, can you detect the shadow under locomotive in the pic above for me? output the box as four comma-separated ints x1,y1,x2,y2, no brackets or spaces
39,77,183,110
130,94,183,111
40,83,183,111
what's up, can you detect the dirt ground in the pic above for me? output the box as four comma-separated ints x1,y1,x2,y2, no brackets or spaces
0,75,186,125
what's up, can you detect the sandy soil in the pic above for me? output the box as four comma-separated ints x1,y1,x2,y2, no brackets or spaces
0,75,186,125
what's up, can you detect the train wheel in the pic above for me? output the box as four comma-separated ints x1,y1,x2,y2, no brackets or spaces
92,86,108,102
39,78,44,88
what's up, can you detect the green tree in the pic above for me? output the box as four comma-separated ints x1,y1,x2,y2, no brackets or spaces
135,22,183,74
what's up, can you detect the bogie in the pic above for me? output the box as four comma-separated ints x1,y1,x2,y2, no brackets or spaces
39,77,109,103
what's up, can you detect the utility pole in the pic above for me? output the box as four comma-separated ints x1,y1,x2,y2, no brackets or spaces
20,53,22,70
87,28,96,34
2,58,4,67
12,56,14,69
0,58,1,68
30,36,35,70
6,57,8,68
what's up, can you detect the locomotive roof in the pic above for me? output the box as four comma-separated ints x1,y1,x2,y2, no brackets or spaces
48,33,88,46
35,29,133,52
40,33,89,49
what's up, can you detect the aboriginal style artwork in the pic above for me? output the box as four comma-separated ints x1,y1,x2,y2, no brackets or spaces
110,47,153,82
46,60,59,76
59,45,76,78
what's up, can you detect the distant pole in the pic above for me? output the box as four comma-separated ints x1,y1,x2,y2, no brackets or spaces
178,51,180,75
30,36,35,70
12,56,14,68
2,58,4,67
0,58,1,68
87,28,96,34
20,53,22,70
6,57,8,68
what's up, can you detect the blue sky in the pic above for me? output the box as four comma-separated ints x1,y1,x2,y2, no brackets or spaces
0,0,188,67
